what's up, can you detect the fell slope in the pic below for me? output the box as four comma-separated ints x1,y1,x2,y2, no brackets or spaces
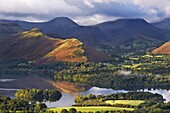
95,19,170,45
0,28,112,63
152,41,170,54
152,18,170,30
0,22,22,37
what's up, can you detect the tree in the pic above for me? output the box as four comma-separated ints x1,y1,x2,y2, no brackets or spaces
69,108,77,113
15,89,62,103
61,109,68,113
46,90,62,102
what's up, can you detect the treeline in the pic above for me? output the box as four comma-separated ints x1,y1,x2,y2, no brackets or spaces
133,101,170,113
51,101,170,113
0,96,47,113
0,89,62,112
74,92,164,107
16,88,62,103
59,108,131,113
54,62,170,90
1,56,170,90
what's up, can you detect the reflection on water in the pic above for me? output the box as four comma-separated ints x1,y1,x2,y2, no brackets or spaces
0,79,16,82
46,93,76,107
0,90,16,98
44,87,170,108
0,88,19,90
0,79,170,108
45,87,129,108
143,89,170,102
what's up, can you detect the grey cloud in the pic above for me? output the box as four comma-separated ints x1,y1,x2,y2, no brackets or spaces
0,0,170,25
65,0,145,17
0,0,83,21
92,2,145,17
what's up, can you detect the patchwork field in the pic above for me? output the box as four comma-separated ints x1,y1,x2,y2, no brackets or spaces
48,106,134,112
105,100,145,106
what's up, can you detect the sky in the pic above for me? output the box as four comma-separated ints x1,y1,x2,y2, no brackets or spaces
0,0,170,25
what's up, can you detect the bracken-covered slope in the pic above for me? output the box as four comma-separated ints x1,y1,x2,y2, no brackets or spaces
0,28,112,63
152,41,170,54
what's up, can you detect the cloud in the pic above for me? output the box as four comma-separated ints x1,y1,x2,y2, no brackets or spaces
0,0,82,21
0,0,82,14
165,6,170,16
65,0,144,17
0,0,170,25
73,14,121,25
133,0,170,22
65,0,146,24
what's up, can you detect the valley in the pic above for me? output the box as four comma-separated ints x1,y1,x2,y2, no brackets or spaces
0,17,170,112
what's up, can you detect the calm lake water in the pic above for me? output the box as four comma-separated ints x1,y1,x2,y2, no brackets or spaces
0,79,170,108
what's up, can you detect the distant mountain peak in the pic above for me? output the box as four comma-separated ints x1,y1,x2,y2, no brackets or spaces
51,17,70,20
96,18,149,27
48,17,78,26
116,18,146,22
114,18,148,24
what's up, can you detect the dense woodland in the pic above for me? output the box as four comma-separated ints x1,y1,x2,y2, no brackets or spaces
74,92,164,107
1,91,170,113
0,89,61,112
53,92,170,113
0,53,170,90
58,102,170,113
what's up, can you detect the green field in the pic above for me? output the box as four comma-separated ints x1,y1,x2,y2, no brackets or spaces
105,100,145,106
48,106,134,112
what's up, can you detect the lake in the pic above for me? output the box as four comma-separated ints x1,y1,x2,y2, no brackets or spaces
46,87,170,107
0,79,170,108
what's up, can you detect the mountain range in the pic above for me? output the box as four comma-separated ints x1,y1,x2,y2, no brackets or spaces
1,17,170,47
0,17,170,63
95,19,170,45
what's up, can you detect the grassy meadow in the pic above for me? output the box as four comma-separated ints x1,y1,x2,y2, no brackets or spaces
105,100,145,106
48,106,134,112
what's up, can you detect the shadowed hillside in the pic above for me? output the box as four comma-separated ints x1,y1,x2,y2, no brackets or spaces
95,19,170,45
152,41,170,54
0,28,112,63
152,18,170,30
0,22,22,37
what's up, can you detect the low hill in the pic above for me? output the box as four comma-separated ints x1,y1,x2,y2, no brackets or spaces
0,28,112,63
0,22,22,37
152,41,170,54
